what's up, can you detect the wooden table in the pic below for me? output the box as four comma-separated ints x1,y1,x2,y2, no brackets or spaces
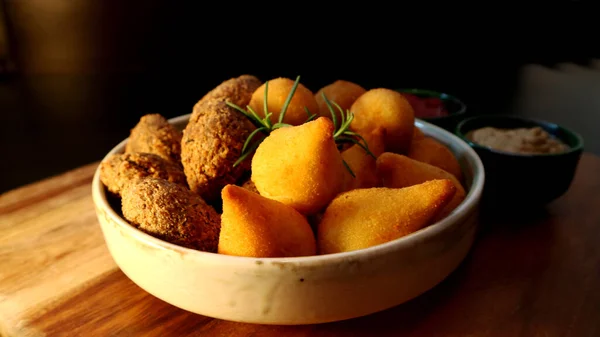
1,154,599,337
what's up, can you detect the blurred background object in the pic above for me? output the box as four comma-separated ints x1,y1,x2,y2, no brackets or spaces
512,62,600,154
0,1,15,75
394,88,467,132
3,0,164,74
6,0,94,74
0,4,7,64
0,1,598,193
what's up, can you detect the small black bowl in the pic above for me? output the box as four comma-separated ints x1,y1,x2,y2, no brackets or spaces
395,88,467,132
455,115,584,210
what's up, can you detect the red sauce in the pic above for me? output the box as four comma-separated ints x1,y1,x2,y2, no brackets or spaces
401,93,449,118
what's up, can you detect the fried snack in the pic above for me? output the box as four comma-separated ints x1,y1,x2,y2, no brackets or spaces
122,177,221,252
252,117,346,215
248,77,319,126
219,185,317,257
341,127,386,192
407,136,463,181
376,152,466,221
181,99,256,204
125,114,182,164
192,74,262,122
315,80,367,121
100,152,187,196
350,88,415,154
240,177,259,194
317,180,457,254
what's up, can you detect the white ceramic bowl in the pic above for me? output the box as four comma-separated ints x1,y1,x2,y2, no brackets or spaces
92,114,485,325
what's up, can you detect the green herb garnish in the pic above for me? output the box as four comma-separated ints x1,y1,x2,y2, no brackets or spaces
226,75,317,167
226,75,373,178
321,92,376,177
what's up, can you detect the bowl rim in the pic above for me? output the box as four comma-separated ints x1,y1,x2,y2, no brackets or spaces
454,114,585,158
92,114,485,266
394,88,467,120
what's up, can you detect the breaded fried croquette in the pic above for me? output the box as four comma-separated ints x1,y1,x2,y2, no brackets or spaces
350,88,415,154
341,127,386,192
121,177,221,252
125,114,183,164
408,136,463,181
317,180,457,254
192,74,262,123
219,185,317,257
249,77,319,126
181,98,256,204
376,152,466,221
251,117,346,215
100,152,187,196
315,80,366,121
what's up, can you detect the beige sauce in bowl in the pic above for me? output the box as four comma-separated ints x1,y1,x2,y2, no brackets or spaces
466,126,569,155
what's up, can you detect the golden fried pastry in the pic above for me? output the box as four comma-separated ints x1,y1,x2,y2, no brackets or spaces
407,136,463,181
376,152,466,221
192,74,262,122
341,127,386,192
318,180,457,254
248,77,319,126
315,80,367,121
251,117,346,215
219,185,316,257
125,114,182,164
349,88,415,154
181,98,256,204
121,177,221,252
100,152,187,196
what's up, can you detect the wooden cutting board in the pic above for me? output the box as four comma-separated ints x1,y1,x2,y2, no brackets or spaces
1,155,600,337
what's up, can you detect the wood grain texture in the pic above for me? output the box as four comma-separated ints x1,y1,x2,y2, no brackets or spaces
1,155,600,337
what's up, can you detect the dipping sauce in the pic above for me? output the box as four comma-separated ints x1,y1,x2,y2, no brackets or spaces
466,126,569,155
401,93,449,118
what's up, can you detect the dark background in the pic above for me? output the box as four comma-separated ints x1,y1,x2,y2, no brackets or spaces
0,1,598,193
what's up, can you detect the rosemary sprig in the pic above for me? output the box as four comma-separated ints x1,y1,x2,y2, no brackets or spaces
225,75,373,178
321,92,376,177
321,92,375,157
226,75,317,167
